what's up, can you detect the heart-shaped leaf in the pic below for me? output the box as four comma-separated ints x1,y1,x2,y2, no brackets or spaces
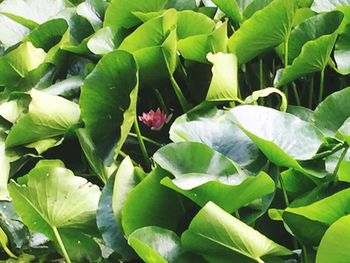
121,167,184,236
97,165,136,259
316,214,350,263
80,50,138,164
119,9,177,83
104,0,167,30
178,20,228,63
228,0,297,64
6,89,80,148
182,202,292,263
170,106,265,171
8,163,101,262
0,0,66,25
176,10,215,40
0,42,46,87
311,0,350,12
228,105,324,175
128,226,201,263
312,87,350,136
275,11,343,87
154,142,275,214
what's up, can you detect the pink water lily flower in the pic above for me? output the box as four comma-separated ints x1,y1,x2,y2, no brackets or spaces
138,108,172,130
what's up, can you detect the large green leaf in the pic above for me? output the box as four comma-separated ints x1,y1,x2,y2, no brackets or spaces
169,106,265,170
0,201,30,251
316,214,350,263
206,52,238,102
182,202,292,263
0,14,29,49
97,171,135,259
154,142,274,213
274,34,338,87
6,89,80,148
76,129,109,182
286,187,350,227
287,11,343,63
87,26,122,55
228,0,297,64
128,226,201,263
211,0,242,23
281,183,350,245
121,167,184,236
80,50,138,163
334,23,350,75
119,10,177,82
0,42,46,87
178,20,228,63
311,0,350,12
176,10,215,40
228,105,324,174
104,0,167,30
154,142,243,184
53,10,94,55
275,11,343,87
76,0,107,31
312,87,350,136
27,18,68,52
8,163,101,261
112,157,141,228
0,0,66,25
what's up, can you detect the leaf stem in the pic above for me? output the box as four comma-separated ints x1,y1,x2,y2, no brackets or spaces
318,68,325,104
283,86,289,101
302,245,308,263
308,76,314,109
128,132,163,147
2,243,17,259
284,38,289,67
277,167,289,207
133,115,150,170
272,57,276,80
52,226,71,263
283,37,290,101
259,57,264,90
170,75,191,112
292,83,301,106
332,144,349,182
